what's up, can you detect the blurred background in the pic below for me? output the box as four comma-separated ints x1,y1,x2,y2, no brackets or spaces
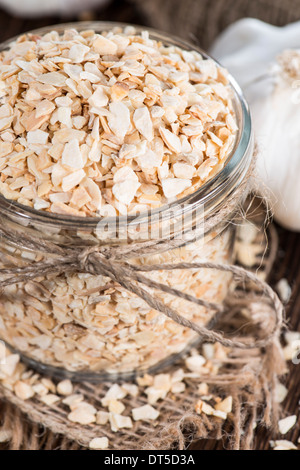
0,0,299,49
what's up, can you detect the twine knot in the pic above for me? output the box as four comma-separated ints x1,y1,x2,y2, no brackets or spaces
78,247,106,276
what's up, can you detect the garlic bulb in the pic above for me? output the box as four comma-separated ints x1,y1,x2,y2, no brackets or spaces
251,52,300,231
211,18,300,231
0,0,109,17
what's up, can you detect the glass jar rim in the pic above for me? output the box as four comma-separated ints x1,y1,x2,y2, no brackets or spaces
0,21,253,230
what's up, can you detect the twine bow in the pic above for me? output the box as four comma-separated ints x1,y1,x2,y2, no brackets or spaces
0,222,283,350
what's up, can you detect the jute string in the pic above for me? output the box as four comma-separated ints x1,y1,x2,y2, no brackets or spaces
0,195,287,450
0,155,283,352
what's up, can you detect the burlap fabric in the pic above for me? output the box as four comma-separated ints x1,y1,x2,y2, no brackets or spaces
133,0,300,49
0,201,287,450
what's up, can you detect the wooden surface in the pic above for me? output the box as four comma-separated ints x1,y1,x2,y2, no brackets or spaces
0,0,299,451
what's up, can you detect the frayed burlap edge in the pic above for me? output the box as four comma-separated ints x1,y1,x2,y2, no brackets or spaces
0,205,287,450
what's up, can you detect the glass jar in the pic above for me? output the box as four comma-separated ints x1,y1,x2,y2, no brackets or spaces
0,22,253,381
